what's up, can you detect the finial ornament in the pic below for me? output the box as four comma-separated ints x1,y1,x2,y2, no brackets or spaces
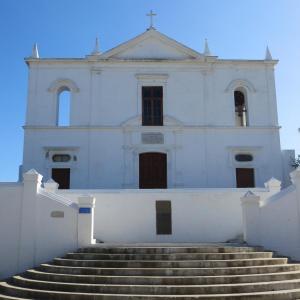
265,46,272,60
204,38,212,56
31,43,39,59
146,10,157,30
91,37,101,55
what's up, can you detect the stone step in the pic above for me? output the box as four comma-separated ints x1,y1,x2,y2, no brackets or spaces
39,263,300,276
0,294,30,300
53,257,288,268
66,252,273,261
0,244,299,300
25,269,300,285
6,277,300,296
1,282,300,300
79,246,260,254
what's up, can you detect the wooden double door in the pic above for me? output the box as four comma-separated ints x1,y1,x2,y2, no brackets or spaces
139,152,167,189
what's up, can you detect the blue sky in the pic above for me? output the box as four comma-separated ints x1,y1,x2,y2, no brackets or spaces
0,0,299,181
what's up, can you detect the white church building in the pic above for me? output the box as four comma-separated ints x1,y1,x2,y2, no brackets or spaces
22,27,293,190
2,22,300,289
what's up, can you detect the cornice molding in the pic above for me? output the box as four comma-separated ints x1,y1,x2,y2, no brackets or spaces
43,146,79,151
23,125,281,131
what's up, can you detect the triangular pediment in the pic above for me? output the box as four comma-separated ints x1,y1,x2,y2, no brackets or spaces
101,29,203,61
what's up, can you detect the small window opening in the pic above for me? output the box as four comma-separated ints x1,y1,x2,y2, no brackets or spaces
234,90,248,127
142,86,163,126
156,201,172,234
58,89,71,126
52,154,71,163
235,154,253,162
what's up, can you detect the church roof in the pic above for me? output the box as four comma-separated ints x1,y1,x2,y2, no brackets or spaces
24,28,278,65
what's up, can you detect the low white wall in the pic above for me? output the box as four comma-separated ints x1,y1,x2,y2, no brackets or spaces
0,183,23,278
0,172,79,280
1,169,294,279
35,192,78,265
242,168,300,261
59,188,273,243
260,186,300,259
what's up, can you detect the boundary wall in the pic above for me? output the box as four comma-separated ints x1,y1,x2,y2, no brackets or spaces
58,181,279,243
242,168,300,261
0,171,94,279
2,168,299,279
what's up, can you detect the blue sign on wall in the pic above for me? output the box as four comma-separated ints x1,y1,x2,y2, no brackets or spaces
79,207,91,214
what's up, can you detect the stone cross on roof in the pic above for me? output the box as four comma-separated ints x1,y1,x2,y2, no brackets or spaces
146,10,157,30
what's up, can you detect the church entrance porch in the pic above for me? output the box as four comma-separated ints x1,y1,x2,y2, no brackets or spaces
139,152,167,189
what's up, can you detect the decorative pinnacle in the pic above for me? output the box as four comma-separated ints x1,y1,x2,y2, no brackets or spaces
265,46,272,60
91,37,101,55
31,43,39,59
204,38,212,56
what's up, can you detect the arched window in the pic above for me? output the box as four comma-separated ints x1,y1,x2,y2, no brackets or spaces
48,79,79,127
234,89,248,127
57,88,71,126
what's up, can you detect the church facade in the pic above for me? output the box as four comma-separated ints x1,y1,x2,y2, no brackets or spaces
22,28,289,189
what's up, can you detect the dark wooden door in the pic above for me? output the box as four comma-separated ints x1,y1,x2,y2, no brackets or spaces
139,152,167,189
156,201,172,234
52,168,70,189
236,168,255,188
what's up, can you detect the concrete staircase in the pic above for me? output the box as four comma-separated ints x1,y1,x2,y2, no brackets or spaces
1,243,300,299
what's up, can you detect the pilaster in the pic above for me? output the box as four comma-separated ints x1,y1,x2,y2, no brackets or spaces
18,169,42,272
77,195,96,247
241,191,261,245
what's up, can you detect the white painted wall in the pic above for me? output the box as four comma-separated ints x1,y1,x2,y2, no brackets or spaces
25,61,279,128
59,186,275,244
35,191,78,265
1,168,299,282
241,168,300,261
0,183,23,278
22,127,284,189
0,171,79,280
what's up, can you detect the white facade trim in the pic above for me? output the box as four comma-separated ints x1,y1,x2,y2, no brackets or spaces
24,125,281,130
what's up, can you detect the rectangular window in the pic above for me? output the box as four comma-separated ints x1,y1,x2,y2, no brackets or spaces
156,200,172,234
51,168,70,189
236,168,255,188
142,86,163,126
